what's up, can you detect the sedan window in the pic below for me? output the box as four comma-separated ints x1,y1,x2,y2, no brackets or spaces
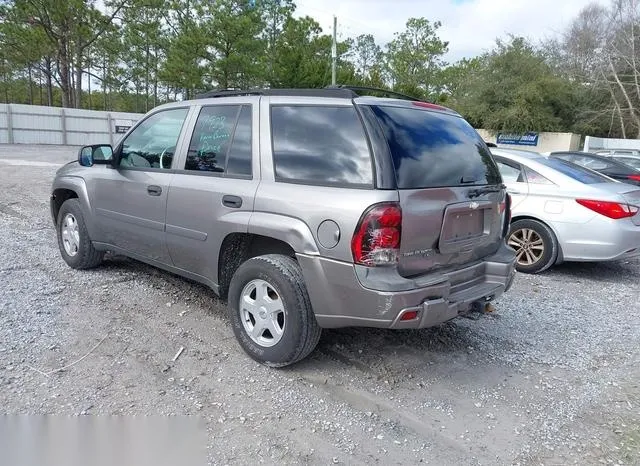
536,158,612,184
524,166,554,185
496,161,524,183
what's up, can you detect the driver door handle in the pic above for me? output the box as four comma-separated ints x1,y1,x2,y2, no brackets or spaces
147,185,162,196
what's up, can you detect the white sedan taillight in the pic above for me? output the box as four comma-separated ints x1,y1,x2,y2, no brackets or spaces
576,199,639,219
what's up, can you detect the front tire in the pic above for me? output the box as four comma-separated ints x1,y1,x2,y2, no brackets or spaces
228,254,321,367
508,219,558,274
56,198,104,269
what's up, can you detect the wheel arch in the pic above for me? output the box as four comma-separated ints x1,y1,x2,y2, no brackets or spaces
217,232,302,300
510,215,564,264
51,188,78,224
51,177,100,241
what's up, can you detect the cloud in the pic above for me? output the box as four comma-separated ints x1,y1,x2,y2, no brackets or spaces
294,0,608,61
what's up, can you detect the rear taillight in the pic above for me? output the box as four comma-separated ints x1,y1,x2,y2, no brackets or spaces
576,199,639,219
628,175,640,182
352,203,402,266
501,193,512,238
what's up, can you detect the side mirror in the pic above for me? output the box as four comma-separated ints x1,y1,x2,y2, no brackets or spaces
78,144,114,167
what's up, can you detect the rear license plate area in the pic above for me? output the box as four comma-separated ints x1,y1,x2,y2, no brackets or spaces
441,210,485,241
438,201,492,255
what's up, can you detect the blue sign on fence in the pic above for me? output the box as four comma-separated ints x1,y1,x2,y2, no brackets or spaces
496,132,539,146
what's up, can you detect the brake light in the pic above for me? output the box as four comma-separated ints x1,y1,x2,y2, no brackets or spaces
576,199,639,219
352,203,402,266
412,101,447,111
628,175,640,182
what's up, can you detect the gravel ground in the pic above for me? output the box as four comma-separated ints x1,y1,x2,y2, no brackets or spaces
1,144,639,465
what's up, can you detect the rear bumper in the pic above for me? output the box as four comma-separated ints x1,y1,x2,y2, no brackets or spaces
298,243,517,329
556,217,640,262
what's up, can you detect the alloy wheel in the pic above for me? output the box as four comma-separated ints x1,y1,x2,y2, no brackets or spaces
508,228,544,266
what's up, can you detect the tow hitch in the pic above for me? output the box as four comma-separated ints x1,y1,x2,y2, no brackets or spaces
463,300,496,320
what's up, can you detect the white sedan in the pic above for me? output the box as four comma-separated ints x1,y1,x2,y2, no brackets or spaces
491,148,640,273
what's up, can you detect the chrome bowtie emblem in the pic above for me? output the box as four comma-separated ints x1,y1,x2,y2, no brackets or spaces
469,201,479,210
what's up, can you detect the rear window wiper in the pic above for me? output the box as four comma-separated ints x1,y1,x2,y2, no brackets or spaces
467,184,506,198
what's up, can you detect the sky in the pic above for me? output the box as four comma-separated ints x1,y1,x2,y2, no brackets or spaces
294,0,608,62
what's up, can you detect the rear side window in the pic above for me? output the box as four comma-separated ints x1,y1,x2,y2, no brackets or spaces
524,166,554,185
186,104,252,177
226,105,252,176
495,160,524,183
370,105,501,189
536,157,611,184
270,106,373,186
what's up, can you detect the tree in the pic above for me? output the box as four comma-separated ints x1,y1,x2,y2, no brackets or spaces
158,0,208,99
551,1,640,137
119,0,165,111
259,0,294,84
160,26,207,99
270,16,330,88
454,36,578,132
202,0,265,89
604,0,640,137
351,34,383,84
0,1,55,104
385,17,449,99
437,57,481,106
3,0,129,108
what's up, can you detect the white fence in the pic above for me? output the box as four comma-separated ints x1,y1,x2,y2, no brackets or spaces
583,135,640,152
0,104,142,146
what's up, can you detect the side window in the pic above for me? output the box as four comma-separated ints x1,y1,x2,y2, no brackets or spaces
226,105,252,177
496,160,524,183
186,105,240,173
524,166,554,185
119,108,188,169
271,105,373,186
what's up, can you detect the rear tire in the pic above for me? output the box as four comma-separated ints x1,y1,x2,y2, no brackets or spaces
56,199,104,269
508,219,558,274
228,254,321,367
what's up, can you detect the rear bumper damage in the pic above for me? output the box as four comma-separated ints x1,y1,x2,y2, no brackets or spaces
298,243,517,329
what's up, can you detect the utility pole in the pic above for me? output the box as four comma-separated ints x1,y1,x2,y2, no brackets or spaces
331,15,337,86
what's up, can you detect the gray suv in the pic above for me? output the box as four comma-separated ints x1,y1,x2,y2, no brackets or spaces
50,87,517,367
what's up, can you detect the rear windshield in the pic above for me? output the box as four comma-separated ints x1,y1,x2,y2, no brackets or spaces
536,157,613,184
615,157,640,169
370,105,501,189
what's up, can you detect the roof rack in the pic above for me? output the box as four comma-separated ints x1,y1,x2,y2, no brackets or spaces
195,85,425,101
325,85,419,101
195,87,358,99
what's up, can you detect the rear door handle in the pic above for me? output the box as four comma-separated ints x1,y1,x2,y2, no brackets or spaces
222,195,242,208
147,185,162,196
